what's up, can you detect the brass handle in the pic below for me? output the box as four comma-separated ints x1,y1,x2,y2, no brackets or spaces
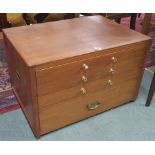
81,75,88,82
107,80,113,86
87,100,101,110
81,87,87,94
109,68,115,74
82,64,89,70
111,57,117,63
15,70,21,80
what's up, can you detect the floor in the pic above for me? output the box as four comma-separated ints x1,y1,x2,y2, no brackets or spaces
0,67,154,141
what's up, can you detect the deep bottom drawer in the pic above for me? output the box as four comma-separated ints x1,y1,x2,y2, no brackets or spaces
39,79,139,134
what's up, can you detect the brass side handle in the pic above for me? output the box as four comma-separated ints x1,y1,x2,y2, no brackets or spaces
86,100,101,110
111,57,117,63
82,64,89,70
15,70,21,80
81,75,88,82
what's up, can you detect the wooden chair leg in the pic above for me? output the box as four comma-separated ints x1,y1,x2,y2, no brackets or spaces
115,18,121,24
145,72,155,106
130,13,137,30
141,13,152,34
0,13,8,31
138,13,141,18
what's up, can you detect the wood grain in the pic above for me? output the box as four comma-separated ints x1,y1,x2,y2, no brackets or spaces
3,34,40,138
3,15,151,138
39,79,139,134
3,16,150,67
36,44,146,96
38,68,143,109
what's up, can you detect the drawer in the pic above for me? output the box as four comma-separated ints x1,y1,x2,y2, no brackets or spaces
36,54,112,96
38,68,143,108
39,78,139,134
36,46,145,96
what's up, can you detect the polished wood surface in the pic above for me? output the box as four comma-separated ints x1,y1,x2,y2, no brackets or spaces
3,34,40,138
38,47,146,107
3,16,151,138
3,16,150,67
39,79,139,134
37,42,147,96
38,42,148,133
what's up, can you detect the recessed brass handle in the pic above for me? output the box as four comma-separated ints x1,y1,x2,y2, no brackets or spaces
81,75,88,82
81,87,87,94
111,57,117,63
82,64,89,70
107,80,113,86
109,68,115,74
86,100,101,110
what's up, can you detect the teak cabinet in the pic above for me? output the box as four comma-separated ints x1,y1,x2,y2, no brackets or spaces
3,16,151,138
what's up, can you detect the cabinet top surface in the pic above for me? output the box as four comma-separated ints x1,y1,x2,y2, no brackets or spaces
3,15,151,66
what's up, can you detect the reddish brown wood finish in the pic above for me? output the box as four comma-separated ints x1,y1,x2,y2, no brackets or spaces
3,34,40,138
3,16,151,138
3,16,150,67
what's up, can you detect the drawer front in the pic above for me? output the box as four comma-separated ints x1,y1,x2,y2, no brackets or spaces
36,54,112,96
38,68,143,108
36,46,146,96
39,78,139,134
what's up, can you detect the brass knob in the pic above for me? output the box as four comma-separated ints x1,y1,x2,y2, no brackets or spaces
82,64,89,70
81,76,88,82
111,57,117,63
81,87,87,94
109,68,115,74
107,80,113,86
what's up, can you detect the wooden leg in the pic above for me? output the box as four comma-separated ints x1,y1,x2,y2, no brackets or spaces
141,13,152,34
130,13,137,30
0,13,8,31
138,13,141,18
115,18,121,24
145,72,155,106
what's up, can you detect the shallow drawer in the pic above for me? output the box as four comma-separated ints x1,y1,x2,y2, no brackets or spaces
38,67,143,108
39,78,139,134
36,46,145,96
36,54,112,96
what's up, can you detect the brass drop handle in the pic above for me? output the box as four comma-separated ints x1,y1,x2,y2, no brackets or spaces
87,100,101,110
81,75,88,82
107,80,113,86
111,57,117,63
81,87,87,94
109,68,115,74
82,64,89,70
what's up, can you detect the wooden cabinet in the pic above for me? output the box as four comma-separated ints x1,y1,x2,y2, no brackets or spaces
3,16,151,138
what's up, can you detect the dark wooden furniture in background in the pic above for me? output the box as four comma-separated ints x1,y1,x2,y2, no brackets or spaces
142,13,152,35
0,13,9,31
1,13,152,32
3,16,151,138
0,13,79,31
107,13,137,30
145,71,155,106
140,13,155,106
81,13,137,30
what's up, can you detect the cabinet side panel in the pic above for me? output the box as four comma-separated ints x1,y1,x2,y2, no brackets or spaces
3,33,40,137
